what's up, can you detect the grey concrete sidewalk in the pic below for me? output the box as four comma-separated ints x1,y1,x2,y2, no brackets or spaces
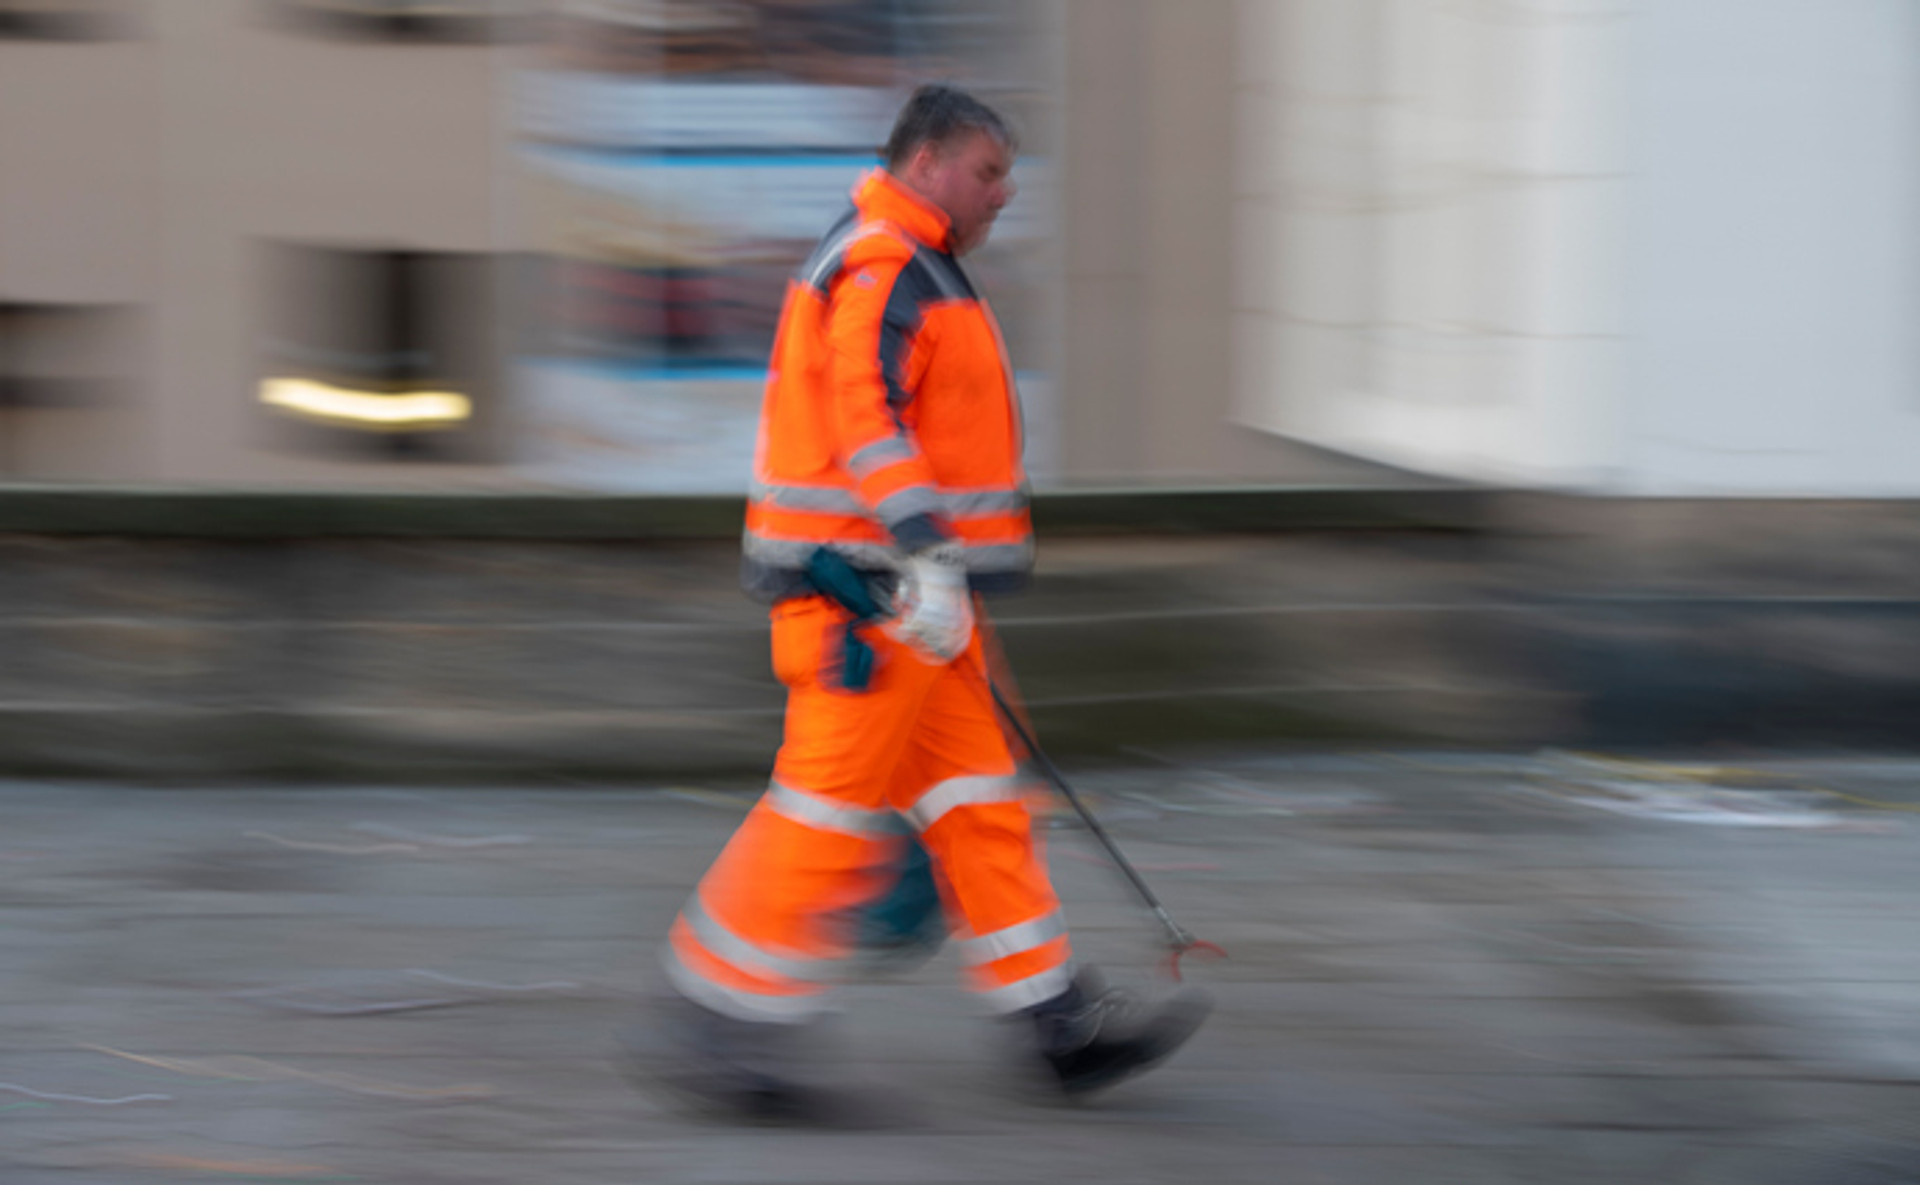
4,752,1920,1184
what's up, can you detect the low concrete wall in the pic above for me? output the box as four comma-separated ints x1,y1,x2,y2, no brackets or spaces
2,488,1916,780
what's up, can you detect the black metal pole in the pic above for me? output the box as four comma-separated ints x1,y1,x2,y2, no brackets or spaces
976,668,1203,952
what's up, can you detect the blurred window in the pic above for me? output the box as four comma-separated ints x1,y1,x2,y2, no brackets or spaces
270,0,541,42
550,0,1028,84
257,245,506,462
0,0,133,40
0,303,131,410
0,301,136,476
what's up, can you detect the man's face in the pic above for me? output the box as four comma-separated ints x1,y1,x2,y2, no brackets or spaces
902,130,1015,255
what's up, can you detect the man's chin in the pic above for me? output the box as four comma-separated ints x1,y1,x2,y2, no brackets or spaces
956,226,994,256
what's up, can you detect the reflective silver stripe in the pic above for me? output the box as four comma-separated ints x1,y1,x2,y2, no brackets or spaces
766,780,895,838
752,481,1023,521
957,911,1068,967
804,223,893,291
942,489,1027,518
976,962,1077,1014
742,533,1030,574
876,484,942,526
750,480,866,515
663,947,828,1025
682,896,836,984
848,435,917,478
743,535,895,569
903,775,1022,832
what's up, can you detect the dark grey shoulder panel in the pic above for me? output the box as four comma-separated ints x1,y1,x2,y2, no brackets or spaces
911,247,976,302
796,206,863,293
879,258,950,411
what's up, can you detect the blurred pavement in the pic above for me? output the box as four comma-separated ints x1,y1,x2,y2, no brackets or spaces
4,750,1920,1184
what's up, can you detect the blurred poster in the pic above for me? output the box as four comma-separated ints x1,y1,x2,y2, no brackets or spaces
515,0,1057,493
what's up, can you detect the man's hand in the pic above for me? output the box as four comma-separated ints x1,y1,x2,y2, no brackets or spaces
889,543,973,661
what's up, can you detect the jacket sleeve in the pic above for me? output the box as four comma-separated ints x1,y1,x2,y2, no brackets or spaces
823,248,954,554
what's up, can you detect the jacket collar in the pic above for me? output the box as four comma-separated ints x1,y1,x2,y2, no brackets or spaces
853,169,951,252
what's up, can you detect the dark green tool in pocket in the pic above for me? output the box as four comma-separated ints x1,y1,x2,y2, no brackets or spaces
805,546,888,693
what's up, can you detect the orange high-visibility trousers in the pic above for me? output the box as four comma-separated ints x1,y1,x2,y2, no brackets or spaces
665,596,1074,1023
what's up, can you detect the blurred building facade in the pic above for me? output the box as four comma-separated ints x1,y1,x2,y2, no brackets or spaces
5,1,1919,495
2,0,1349,490
1,1,554,486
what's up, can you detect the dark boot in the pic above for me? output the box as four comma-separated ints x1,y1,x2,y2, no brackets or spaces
1025,970,1212,1097
621,991,912,1128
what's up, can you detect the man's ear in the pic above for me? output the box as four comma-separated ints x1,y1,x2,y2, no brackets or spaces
902,140,945,183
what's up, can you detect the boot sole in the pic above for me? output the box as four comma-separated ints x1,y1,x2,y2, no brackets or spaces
1056,991,1214,1098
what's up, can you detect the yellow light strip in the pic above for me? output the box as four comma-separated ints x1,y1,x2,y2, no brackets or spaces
259,377,472,431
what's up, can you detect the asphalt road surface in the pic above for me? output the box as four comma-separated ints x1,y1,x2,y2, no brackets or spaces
4,751,1919,1183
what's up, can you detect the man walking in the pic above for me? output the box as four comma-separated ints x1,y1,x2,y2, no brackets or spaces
642,84,1209,1120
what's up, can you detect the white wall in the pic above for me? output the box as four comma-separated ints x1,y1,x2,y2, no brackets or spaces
1623,0,1920,495
1233,0,1632,489
1237,0,1920,495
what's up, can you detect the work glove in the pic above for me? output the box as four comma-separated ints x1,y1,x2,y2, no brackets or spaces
888,543,973,662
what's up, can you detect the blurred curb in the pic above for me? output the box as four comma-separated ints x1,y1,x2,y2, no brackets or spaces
5,488,1920,781
0,483,1493,539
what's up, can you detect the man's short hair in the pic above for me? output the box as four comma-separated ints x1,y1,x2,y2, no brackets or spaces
883,84,1015,171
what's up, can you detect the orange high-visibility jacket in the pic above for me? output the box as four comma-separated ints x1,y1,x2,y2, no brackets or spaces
741,169,1032,601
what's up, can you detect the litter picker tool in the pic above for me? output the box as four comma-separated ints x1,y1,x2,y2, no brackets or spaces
970,664,1227,982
